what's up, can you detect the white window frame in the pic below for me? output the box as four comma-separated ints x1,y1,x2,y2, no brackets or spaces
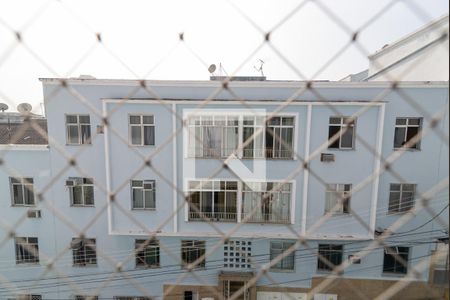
325,184,351,214
187,180,238,222
241,182,292,224
181,240,206,269
67,177,94,207
186,113,296,159
393,117,422,150
270,241,295,271
135,239,160,268
65,114,91,145
10,177,35,206
383,246,410,275
264,116,295,159
71,238,97,266
328,116,356,150
129,114,155,146
15,237,39,264
388,183,416,213
131,180,156,210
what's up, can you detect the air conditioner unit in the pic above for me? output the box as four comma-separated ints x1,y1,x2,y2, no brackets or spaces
320,153,335,162
27,210,41,218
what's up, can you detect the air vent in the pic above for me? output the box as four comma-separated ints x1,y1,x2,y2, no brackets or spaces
320,153,335,162
27,210,41,218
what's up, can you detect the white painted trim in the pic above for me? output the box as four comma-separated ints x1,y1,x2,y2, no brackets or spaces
172,103,178,233
0,145,48,151
102,101,113,234
40,78,449,88
105,99,387,106
369,103,386,238
301,104,312,235
107,230,371,240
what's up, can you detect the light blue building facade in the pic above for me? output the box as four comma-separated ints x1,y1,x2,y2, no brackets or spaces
0,78,448,300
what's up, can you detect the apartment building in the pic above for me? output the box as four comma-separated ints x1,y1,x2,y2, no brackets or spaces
0,75,448,300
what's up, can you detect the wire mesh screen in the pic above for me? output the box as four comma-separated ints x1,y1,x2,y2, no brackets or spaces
0,1,448,300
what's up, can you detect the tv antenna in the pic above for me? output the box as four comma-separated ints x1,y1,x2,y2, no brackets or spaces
17,103,32,114
0,103,8,112
254,59,265,77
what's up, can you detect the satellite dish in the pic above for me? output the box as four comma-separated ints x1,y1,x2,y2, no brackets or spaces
17,103,32,114
0,103,8,112
208,64,217,74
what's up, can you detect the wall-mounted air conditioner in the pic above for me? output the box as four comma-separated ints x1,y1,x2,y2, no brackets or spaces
320,153,335,162
27,210,42,218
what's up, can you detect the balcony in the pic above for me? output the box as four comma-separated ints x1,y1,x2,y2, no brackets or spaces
241,213,290,224
188,211,237,222
187,147,293,159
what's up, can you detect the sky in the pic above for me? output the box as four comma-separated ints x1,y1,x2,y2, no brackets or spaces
0,0,448,113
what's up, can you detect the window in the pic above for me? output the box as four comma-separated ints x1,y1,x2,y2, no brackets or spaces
10,177,34,206
224,240,252,269
317,244,343,271
131,180,156,210
187,180,237,222
15,237,39,264
114,297,152,300
188,115,239,157
135,239,160,268
66,177,94,206
181,240,205,268
394,117,422,149
242,182,291,224
265,116,294,158
242,116,264,158
328,117,355,149
388,183,416,213
74,296,98,300
66,115,91,145
270,241,295,271
14,295,42,300
325,184,351,214
383,246,409,274
222,280,250,300
187,114,295,159
129,115,155,146
71,238,97,266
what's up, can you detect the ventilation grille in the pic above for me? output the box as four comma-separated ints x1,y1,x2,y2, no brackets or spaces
320,153,335,162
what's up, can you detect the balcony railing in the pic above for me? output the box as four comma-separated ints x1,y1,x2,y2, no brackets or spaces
189,211,237,222
241,213,290,224
187,147,293,159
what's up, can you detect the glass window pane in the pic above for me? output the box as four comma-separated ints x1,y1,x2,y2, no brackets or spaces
406,126,419,148
72,186,83,205
80,125,91,144
24,186,34,205
390,184,401,191
394,127,406,148
408,118,420,126
282,117,294,125
131,126,142,145
133,189,144,208
130,115,141,124
341,126,354,148
84,186,94,205
68,125,79,144
66,115,78,124
144,126,155,145
13,185,24,205
396,118,407,125
143,115,154,124
79,115,90,123
328,126,340,148
144,190,155,209
329,117,341,124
